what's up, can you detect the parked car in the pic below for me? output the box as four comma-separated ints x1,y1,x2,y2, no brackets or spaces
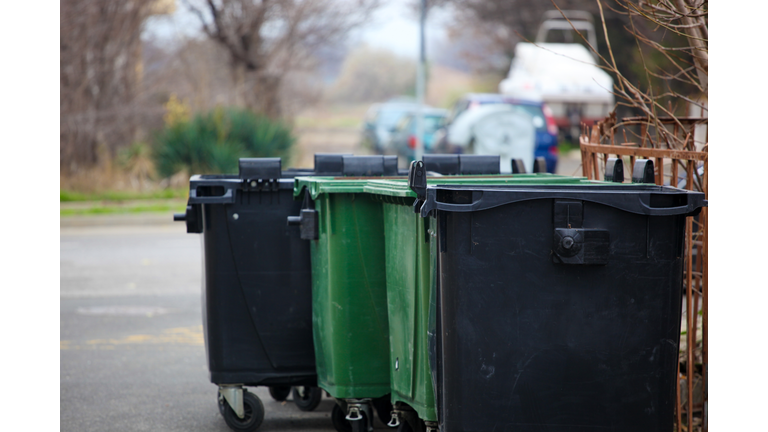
362,100,424,153
388,108,449,162
434,93,560,173
445,104,536,173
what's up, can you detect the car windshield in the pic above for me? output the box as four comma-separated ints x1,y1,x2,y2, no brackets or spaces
398,115,445,133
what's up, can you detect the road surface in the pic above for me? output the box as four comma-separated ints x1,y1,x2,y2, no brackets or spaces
60,216,368,432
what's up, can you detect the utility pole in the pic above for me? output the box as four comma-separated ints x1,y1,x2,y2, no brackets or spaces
414,0,426,162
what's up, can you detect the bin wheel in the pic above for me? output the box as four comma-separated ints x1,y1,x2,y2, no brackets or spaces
292,386,322,412
268,386,291,402
331,404,352,432
350,410,369,432
217,390,227,416
371,395,393,426
221,390,264,432
397,421,413,432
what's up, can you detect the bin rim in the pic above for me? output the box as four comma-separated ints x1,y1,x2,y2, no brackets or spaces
293,176,402,200
363,174,590,198
293,174,588,200
419,183,707,217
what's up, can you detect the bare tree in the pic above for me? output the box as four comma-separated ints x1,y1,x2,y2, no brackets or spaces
60,0,157,172
573,5,708,432
185,0,380,119
566,0,708,149
433,0,609,75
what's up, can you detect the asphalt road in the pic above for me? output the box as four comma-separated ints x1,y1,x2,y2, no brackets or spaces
60,216,358,432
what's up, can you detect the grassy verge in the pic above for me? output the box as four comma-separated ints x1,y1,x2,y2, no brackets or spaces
60,202,187,217
60,188,188,202
558,140,581,154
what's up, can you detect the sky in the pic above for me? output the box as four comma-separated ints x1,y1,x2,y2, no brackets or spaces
142,0,449,59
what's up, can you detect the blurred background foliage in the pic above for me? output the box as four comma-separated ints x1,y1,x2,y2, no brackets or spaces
153,105,295,178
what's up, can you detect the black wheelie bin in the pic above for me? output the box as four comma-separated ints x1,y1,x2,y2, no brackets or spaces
174,154,350,432
411,159,707,432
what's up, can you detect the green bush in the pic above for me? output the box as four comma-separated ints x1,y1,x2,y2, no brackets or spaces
152,107,295,178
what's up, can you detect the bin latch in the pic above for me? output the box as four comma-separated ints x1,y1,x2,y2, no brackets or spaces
553,228,610,265
408,160,427,213
287,209,318,240
553,200,609,265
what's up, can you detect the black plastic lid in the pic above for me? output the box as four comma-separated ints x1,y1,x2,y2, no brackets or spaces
314,153,352,176
459,155,500,175
342,155,399,177
423,154,460,175
239,158,281,180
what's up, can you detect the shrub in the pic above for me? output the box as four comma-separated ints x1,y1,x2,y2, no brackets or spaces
152,107,295,178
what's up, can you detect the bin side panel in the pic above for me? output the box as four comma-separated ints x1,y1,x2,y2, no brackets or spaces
413,216,438,422
226,189,316,372
201,204,278,384
311,193,391,399
384,202,438,421
437,199,684,432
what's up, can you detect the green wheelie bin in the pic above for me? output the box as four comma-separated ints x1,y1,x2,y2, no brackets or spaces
362,171,596,432
292,174,396,432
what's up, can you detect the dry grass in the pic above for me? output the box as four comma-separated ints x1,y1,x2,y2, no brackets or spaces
60,158,188,199
291,103,372,168
426,65,501,109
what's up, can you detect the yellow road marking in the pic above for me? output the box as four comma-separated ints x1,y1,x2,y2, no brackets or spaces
61,326,204,350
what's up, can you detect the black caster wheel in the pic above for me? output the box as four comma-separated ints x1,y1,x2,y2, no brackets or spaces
218,390,227,416
398,419,427,432
372,395,393,426
331,404,352,432
221,390,264,432
398,418,427,432
292,386,322,412
350,410,369,432
268,386,291,402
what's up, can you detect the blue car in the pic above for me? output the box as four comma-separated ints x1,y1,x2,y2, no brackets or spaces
439,93,560,173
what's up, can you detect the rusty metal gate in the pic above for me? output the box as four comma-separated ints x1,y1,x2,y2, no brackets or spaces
580,116,708,432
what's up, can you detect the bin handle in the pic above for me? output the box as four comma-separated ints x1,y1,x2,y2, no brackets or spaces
419,188,706,217
638,202,699,216
188,187,236,204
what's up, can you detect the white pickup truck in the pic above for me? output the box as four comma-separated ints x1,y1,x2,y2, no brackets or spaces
499,11,615,139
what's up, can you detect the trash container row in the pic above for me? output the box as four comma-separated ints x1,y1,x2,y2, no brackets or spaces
176,154,706,432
